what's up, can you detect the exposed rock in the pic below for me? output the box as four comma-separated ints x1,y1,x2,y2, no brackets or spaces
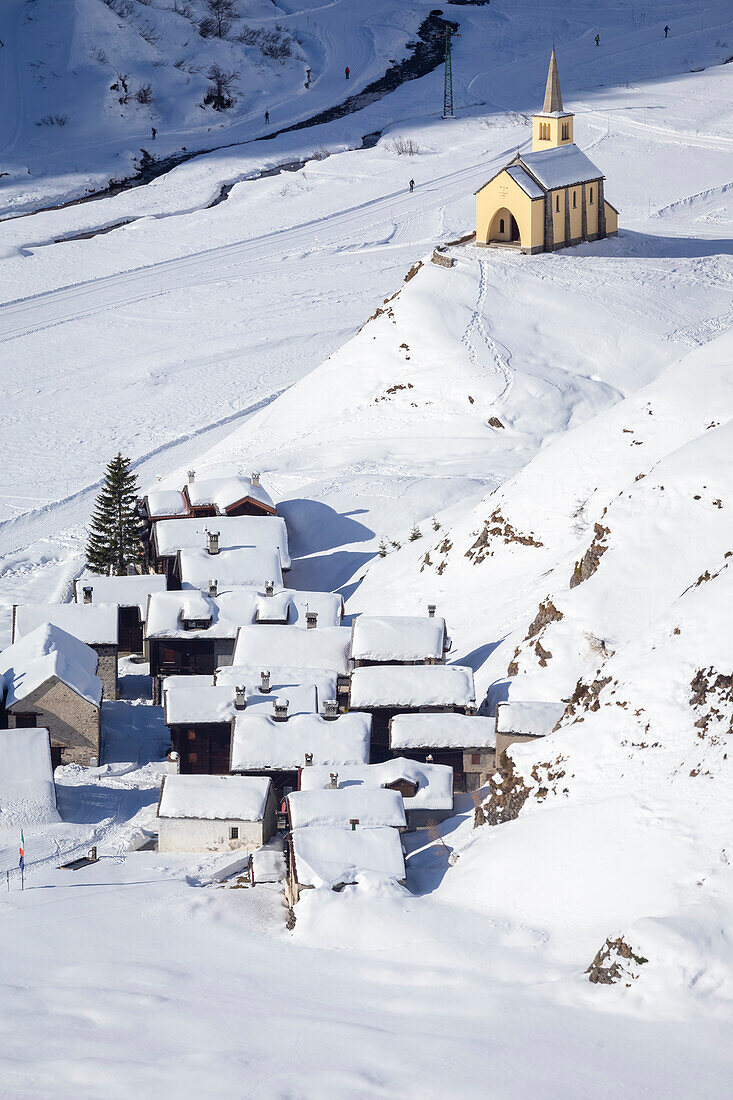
570,522,610,588
482,758,531,825
557,674,612,726
465,508,543,565
526,599,563,639
586,937,648,984
488,416,505,429
689,667,733,738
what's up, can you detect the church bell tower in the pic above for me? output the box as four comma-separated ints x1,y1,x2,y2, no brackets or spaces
531,48,574,152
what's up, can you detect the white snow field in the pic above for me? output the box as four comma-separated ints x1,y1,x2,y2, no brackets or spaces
1,0,733,1095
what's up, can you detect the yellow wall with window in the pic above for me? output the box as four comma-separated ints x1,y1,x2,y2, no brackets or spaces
531,113,574,152
476,171,544,250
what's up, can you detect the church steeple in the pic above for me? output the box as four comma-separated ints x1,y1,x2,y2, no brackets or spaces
531,48,573,151
542,47,563,113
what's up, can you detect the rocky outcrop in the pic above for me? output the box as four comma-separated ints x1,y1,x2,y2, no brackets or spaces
586,937,647,984
570,522,610,587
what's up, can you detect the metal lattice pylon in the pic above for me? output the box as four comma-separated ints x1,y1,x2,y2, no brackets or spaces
442,27,454,118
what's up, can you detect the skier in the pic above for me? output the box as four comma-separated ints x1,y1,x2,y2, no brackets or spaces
264,109,270,124
409,179,415,193
664,24,669,37
595,33,600,47
345,65,350,80
151,126,157,140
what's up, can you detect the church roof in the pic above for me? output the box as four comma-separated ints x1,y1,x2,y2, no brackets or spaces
519,144,604,190
506,165,545,200
542,47,563,113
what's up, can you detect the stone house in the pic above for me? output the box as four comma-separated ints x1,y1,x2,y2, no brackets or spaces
494,701,565,762
285,825,406,906
233,624,353,709
157,773,277,853
13,602,118,700
0,623,102,767
389,712,496,793
350,611,450,668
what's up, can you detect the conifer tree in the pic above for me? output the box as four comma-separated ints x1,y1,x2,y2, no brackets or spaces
86,453,142,575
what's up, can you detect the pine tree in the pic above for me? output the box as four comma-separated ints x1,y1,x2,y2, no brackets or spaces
86,453,142,575
409,524,422,541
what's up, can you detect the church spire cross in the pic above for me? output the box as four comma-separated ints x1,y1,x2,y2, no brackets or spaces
542,47,563,113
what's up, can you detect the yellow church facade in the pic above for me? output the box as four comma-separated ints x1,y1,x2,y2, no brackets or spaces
476,50,618,254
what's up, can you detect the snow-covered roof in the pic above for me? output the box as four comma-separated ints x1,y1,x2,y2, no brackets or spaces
255,590,343,627
14,602,118,646
163,675,319,722
390,712,495,750
230,712,371,771
215,664,338,707
73,574,167,618
351,615,447,662
145,589,258,640
291,825,406,888
288,787,406,830
519,144,603,190
350,664,476,709
505,164,545,200
178,547,283,591
158,773,272,821
0,623,102,708
185,475,275,514
299,758,454,811
152,516,291,570
0,727,58,825
144,489,189,518
495,700,565,736
233,625,352,675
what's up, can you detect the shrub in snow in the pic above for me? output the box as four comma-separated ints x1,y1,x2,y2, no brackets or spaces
135,82,153,105
172,0,193,18
203,65,238,110
237,25,294,61
104,0,133,17
139,21,160,46
200,0,236,39
409,524,422,541
35,114,69,127
387,137,422,156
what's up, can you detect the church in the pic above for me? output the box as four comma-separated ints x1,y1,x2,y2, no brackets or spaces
475,49,618,254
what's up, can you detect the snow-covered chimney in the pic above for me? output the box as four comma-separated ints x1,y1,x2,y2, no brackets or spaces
208,578,218,597
251,472,260,487
273,697,289,722
428,603,436,619
426,754,434,764
187,469,195,484
306,609,318,630
304,752,313,767
82,585,93,604
324,699,339,720
234,685,246,710
260,670,271,693
207,531,220,555
264,580,275,597
329,772,339,789
167,751,180,774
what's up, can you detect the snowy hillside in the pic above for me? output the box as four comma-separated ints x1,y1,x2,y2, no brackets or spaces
1,0,732,1094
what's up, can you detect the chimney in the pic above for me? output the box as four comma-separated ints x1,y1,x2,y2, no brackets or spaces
187,469,195,484
234,685,246,710
329,772,339,789
264,580,275,597
251,471,260,487
426,754,434,764
304,752,313,767
273,697,289,722
260,669,271,693
428,603,436,618
82,585,93,604
349,818,359,832
306,609,318,630
324,699,339,719
167,751,180,774
207,530,220,555
208,578,218,598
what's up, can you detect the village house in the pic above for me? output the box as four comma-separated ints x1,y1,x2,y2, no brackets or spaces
389,712,495,793
233,624,353,708
349,663,477,756
139,471,276,538
176,545,284,592
230,709,372,799
73,574,167,656
163,675,319,774
215,663,339,709
350,611,450,668
494,700,565,762
287,786,407,832
475,48,618,253
146,515,290,585
157,773,277,853
285,824,406,906
12,602,118,700
0,726,58,825
298,758,454,830
0,623,102,767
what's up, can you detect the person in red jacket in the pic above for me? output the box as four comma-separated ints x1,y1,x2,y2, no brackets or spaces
345,66,350,79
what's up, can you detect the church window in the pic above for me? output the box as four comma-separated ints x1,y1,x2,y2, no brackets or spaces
561,123,569,140
572,191,577,209
589,186,594,204
555,195,559,213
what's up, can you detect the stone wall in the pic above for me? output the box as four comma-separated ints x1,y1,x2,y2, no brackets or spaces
158,816,267,853
463,748,495,791
94,644,118,700
8,679,100,765
494,730,542,764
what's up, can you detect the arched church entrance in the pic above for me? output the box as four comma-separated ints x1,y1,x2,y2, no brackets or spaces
489,208,521,246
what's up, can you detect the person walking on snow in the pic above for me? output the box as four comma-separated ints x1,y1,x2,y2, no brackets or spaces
264,109,270,124
595,33,600,46
664,25,669,37
345,66,350,79
151,127,157,140
409,179,415,193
